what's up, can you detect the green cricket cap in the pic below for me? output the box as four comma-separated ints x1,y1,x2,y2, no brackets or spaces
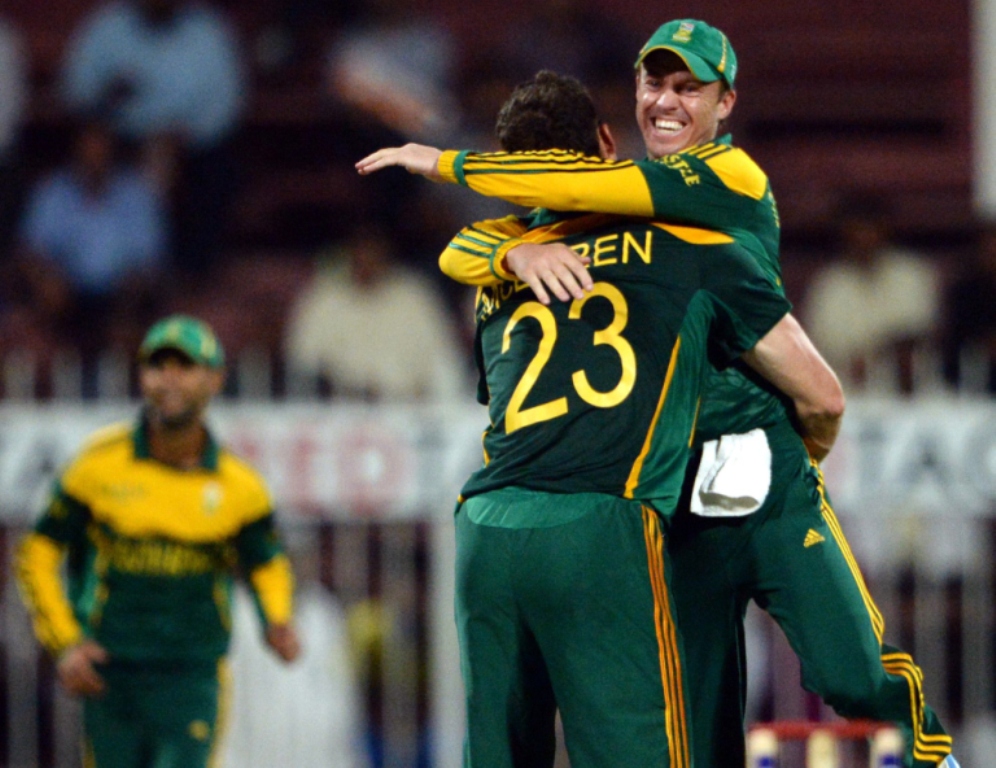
635,19,738,89
139,315,225,368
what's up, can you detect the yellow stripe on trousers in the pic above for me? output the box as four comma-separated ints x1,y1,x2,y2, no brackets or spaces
642,506,690,768
882,653,953,761
83,738,96,768
811,460,886,641
812,461,952,762
207,659,233,768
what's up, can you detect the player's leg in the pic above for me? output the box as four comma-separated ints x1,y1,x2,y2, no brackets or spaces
523,497,690,768
751,422,953,768
668,502,755,768
82,677,147,768
141,663,228,768
454,504,557,768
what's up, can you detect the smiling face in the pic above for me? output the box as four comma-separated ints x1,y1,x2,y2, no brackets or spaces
140,349,223,430
635,50,736,159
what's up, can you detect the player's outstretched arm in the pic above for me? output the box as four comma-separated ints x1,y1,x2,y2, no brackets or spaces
356,143,443,179
741,313,845,461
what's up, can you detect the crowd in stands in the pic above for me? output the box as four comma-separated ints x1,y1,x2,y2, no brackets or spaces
0,0,993,400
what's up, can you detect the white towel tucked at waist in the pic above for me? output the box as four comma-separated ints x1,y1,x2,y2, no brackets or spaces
690,428,772,517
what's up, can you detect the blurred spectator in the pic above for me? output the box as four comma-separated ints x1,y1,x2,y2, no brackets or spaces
477,0,643,159
252,0,361,82
284,224,469,402
430,58,521,229
0,17,27,255
942,218,996,393
14,118,167,363
804,195,941,393
61,0,248,274
326,0,457,142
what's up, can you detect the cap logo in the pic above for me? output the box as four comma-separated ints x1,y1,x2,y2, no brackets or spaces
673,22,695,43
717,33,729,74
201,335,216,358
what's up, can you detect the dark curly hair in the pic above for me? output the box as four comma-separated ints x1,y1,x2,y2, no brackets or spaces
495,70,601,156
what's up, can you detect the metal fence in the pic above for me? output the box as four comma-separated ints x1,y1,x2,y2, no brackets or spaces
0,352,994,767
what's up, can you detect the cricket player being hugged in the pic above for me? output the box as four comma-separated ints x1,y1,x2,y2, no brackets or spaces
357,19,958,768
363,68,848,767
16,315,300,768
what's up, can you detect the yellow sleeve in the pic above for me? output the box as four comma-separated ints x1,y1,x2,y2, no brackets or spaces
15,533,83,655
438,215,529,286
248,554,295,626
437,149,462,183
441,149,656,217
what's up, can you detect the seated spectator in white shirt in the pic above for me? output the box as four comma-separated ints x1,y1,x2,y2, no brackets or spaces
804,195,940,393
285,224,470,403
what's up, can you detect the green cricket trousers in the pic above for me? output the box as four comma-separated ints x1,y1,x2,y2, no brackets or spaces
82,659,229,768
669,419,953,768
455,489,691,768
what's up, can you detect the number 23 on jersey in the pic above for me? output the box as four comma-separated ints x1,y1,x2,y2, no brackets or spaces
501,282,636,433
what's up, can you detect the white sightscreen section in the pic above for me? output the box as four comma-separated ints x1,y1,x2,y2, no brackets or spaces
975,0,996,214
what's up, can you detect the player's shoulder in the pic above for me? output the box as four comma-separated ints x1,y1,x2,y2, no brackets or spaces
216,448,268,489
59,421,134,490
74,421,134,464
216,448,273,511
698,239,776,295
683,141,770,201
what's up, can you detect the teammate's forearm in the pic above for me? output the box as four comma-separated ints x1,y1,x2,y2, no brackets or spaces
355,143,443,179
796,408,842,462
741,313,845,460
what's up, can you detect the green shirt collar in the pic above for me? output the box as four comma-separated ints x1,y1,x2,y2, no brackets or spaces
682,132,733,154
133,412,221,471
645,132,733,160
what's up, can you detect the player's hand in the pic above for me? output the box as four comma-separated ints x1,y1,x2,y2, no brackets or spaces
802,433,835,463
355,144,443,180
507,242,593,305
266,623,302,663
57,639,108,697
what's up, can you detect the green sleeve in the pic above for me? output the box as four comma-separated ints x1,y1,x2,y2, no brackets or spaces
233,512,283,571
637,155,750,220
702,249,792,365
35,484,91,545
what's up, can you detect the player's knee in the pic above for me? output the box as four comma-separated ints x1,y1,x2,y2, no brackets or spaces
808,664,884,718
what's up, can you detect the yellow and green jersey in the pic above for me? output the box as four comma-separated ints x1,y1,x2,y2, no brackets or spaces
458,209,790,516
15,418,293,664
438,136,790,442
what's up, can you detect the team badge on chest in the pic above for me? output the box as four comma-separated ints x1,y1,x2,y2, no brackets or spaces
202,482,223,516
